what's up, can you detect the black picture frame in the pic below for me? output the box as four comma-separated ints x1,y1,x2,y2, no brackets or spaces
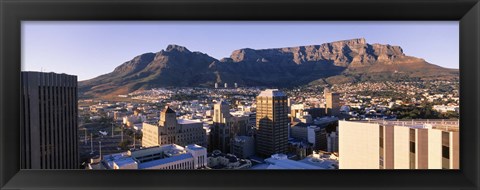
1,0,479,189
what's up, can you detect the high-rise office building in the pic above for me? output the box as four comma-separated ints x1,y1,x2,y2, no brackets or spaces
324,88,340,116
213,101,231,123
210,101,233,152
338,120,459,169
21,71,79,169
255,89,289,157
210,101,249,153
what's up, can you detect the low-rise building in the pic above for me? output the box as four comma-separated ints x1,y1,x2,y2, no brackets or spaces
433,105,459,113
87,144,207,169
123,114,146,128
327,131,339,153
207,150,252,169
298,151,339,169
251,153,337,169
230,136,255,158
288,139,313,160
291,123,327,151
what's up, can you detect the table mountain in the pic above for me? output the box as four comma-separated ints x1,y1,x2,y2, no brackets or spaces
79,38,458,98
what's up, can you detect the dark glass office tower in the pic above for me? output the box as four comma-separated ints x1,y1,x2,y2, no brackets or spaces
21,71,79,169
255,89,289,157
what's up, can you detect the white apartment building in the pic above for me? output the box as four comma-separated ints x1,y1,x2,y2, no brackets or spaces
87,144,207,170
123,114,146,127
339,120,459,169
433,105,459,113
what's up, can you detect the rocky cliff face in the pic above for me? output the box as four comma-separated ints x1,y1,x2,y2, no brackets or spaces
79,38,458,98
226,38,404,67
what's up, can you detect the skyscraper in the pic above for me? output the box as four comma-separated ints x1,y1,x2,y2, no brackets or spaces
21,71,79,169
210,101,233,152
255,89,289,157
324,88,340,116
213,101,231,124
210,101,249,153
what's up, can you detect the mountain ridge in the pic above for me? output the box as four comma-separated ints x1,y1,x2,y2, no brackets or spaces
79,38,458,98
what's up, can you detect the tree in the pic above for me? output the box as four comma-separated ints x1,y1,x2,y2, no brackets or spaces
124,129,134,137
118,140,132,150
135,132,143,140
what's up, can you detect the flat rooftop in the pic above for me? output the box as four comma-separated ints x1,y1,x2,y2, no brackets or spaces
246,154,325,170
298,154,338,169
341,119,459,132
263,156,324,169
99,144,205,169
177,119,202,125
138,153,193,169
185,144,205,151
114,157,137,168
258,89,286,97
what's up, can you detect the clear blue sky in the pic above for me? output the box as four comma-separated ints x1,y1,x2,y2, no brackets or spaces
22,21,459,81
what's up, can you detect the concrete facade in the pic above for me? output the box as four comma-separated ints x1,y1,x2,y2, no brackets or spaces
324,89,340,117
339,120,459,169
89,144,207,170
230,136,255,158
255,89,289,157
339,121,380,169
209,101,248,153
21,72,79,169
142,106,206,148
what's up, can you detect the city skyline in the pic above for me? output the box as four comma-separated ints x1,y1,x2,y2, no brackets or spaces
19,21,460,170
19,68,459,170
22,21,459,81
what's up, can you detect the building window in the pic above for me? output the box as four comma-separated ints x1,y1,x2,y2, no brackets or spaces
410,142,415,153
409,129,416,169
442,131,449,146
442,146,449,158
379,156,384,169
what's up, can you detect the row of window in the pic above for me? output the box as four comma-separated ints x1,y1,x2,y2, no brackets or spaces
37,86,77,169
158,160,195,169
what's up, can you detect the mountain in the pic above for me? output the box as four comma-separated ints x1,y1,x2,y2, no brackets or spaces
79,38,458,98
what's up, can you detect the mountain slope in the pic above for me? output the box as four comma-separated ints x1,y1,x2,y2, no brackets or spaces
79,38,458,98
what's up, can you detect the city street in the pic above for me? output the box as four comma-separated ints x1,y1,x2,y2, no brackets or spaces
79,124,142,166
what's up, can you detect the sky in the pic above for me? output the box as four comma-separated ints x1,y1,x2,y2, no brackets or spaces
22,21,459,81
